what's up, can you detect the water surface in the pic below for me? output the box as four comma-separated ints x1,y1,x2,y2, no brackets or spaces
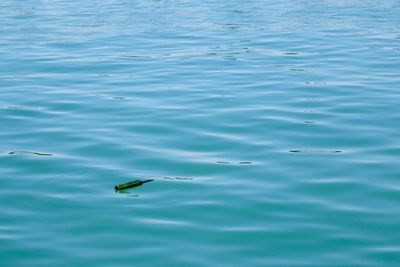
1,1,400,266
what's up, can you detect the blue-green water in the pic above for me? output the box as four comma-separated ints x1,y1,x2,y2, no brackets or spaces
1,1,400,266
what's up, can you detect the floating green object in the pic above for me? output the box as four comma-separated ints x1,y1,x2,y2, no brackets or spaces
114,179,153,191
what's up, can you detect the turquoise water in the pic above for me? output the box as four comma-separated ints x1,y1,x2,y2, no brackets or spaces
1,1,400,266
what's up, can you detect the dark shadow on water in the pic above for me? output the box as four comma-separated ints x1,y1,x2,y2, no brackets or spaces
216,161,253,165
163,176,193,181
115,190,139,197
305,81,327,86
289,149,342,154
8,151,53,157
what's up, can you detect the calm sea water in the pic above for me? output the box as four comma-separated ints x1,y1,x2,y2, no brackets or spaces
1,1,400,266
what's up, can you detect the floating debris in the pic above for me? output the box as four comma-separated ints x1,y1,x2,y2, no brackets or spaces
115,179,153,191
8,151,53,157
238,161,252,164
